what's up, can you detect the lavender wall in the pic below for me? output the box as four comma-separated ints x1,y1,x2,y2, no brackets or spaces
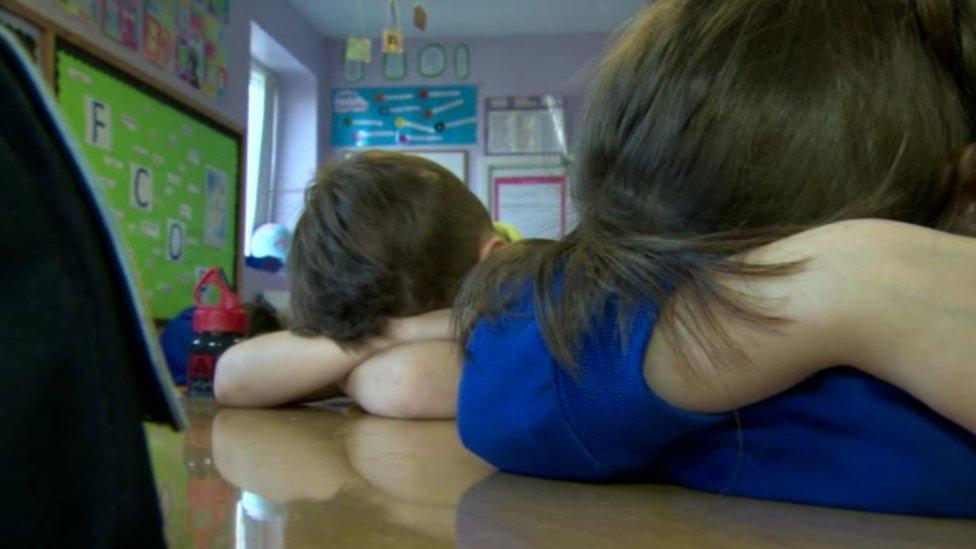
229,0,329,132
230,0,330,299
323,34,611,194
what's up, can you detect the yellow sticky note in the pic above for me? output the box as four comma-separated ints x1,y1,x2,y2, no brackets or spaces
346,37,372,63
382,29,404,54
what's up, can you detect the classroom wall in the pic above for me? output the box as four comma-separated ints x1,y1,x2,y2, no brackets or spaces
229,0,330,300
322,33,611,199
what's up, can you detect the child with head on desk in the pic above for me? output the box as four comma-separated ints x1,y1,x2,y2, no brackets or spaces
214,151,506,418
451,0,976,517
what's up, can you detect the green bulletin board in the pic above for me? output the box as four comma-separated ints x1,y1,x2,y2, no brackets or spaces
55,43,240,320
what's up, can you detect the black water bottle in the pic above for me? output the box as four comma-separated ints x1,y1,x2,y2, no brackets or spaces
188,268,246,397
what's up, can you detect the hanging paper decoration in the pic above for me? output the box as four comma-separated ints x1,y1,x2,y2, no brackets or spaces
413,3,427,31
382,51,407,80
343,59,365,82
454,43,470,80
383,30,404,54
143,0,176,70
346,37,372,63
342,0,370,81
382,0,404,54
418,43,446,77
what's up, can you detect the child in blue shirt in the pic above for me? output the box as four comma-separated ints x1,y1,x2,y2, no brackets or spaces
451,0,976,517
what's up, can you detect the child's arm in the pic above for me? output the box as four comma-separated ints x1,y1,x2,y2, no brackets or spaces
645,219,976,434
214,330,393,407
214,311,456,411
339,341,460,419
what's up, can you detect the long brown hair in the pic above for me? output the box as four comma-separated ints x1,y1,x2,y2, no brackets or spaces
456,0,976,372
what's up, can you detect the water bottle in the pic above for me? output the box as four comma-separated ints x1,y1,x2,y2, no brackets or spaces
188,267,245,397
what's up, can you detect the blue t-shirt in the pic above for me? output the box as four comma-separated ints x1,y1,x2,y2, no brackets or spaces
458,288,976,517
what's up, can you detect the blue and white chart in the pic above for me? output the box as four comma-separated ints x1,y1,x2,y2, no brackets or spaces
332,85,478,147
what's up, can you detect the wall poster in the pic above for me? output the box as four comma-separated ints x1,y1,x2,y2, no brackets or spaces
333,85,478,147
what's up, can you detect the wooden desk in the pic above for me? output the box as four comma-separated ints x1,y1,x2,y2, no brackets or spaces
146,399,975,548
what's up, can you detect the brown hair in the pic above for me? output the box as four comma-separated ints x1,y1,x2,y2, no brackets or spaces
456,0,976,371
290,150,491,345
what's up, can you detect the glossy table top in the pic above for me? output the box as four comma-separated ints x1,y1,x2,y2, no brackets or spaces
147,398,976,548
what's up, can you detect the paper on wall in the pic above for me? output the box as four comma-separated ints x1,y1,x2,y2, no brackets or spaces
494,177,566,240
346,36,372,63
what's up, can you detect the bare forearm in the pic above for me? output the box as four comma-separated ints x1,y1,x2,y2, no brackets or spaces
836,221,976,433
646,223,854,413
340,341,461,419
648,220,976,436
387,309,454,342
214,330,385,408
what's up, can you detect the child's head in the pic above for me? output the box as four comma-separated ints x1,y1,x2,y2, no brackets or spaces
289,151,497,344
577,0,976,238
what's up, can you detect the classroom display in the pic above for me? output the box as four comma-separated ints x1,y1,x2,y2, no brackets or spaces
418,43,446,77
382,51,407,80
343,57,365,82
143,0,176,70
56,44,240,320
493,176,567,239
486,95,566,155
57,0,230,103
57,0,99,24
333,85,478,147
101,0,141,50
454,43,470,80
176,0,204,88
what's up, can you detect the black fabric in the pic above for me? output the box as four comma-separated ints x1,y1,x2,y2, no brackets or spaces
0,40,165,546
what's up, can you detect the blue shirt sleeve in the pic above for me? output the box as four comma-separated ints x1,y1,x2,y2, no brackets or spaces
458,289,727,480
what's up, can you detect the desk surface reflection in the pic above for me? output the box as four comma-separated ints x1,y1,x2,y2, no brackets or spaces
147,399,975,548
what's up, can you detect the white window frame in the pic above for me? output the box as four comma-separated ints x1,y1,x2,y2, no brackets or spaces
244,60,279,256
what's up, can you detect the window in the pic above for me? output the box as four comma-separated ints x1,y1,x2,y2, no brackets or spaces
244,61,278,256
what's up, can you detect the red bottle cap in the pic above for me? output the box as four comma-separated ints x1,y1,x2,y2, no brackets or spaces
192,267,247,334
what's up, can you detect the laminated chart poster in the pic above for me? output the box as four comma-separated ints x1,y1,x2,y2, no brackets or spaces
333,85,478,147
494,176,567,239
486,95,565,155
56,45,239,320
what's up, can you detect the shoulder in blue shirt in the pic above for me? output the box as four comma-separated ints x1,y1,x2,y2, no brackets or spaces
458,285,976,517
